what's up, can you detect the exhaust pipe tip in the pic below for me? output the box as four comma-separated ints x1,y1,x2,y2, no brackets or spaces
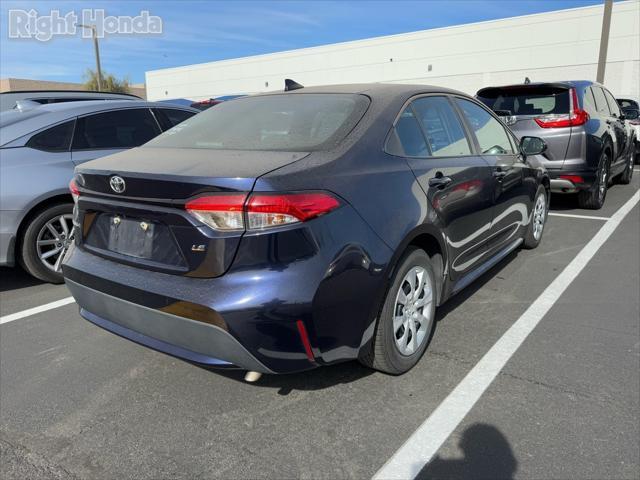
244,371,262,383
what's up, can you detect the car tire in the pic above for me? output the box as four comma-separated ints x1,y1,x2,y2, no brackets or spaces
618,150,634,185
577,151,610,210
19,203,74,284
359,248,437,374
523,186,548,249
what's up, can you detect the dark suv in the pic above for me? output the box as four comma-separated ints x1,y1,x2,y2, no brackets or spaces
477,81,636,209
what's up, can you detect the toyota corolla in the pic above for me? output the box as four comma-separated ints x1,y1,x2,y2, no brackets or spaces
63,84,550,378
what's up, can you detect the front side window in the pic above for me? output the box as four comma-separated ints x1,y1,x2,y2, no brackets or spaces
455,98,515,155
26,120,74,152
411,96,471,157
146,94,370,152
72,108,160,150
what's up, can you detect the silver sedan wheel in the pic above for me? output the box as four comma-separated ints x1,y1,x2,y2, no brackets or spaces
36,214,74,272
393,266,434,356
532,193,546,241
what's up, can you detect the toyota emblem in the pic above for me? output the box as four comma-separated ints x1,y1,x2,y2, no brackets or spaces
110,176,126,193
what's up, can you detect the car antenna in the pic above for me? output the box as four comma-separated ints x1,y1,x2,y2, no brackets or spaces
524,77,531,84
284,79,304,91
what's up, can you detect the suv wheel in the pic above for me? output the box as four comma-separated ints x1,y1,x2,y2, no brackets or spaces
360,248,437,374
523,186,548,249
19,203,74,284
618,150,635,185
578,151,609,210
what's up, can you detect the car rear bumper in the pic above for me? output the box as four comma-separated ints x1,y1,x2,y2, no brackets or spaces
548,170,597,193
66,278,273,372
62,205,391,374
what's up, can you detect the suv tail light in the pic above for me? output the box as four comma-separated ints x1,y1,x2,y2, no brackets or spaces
185,192,341,231
534,88,589,128
69,178,80,203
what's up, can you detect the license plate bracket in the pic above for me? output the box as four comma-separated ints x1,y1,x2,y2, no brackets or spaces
108,215,155,259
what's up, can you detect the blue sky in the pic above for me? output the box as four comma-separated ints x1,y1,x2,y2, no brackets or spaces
1,0,605,84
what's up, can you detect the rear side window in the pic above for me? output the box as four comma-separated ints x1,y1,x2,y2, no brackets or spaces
73,109,160,150
618,99,639,109
154,108,196,130
146,94,369,152
591,87,610,115
411,96,471,157
26,120,74,152
582,88,598,116
477,86,570,115
390,109,428,157
455,98,515,155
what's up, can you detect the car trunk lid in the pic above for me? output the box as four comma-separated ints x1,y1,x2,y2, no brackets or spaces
74,147,309,277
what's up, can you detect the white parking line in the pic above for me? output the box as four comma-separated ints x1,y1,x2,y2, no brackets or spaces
548,212,610,221
0,297,76,325
373,189,640,480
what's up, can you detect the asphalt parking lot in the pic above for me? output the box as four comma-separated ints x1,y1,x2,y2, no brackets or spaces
1,172,639,480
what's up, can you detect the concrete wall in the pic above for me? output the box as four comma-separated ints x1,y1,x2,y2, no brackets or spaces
146,1,640,101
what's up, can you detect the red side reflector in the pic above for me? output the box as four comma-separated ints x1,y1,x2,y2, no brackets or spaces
69,178,80,202
295,320,315,362
560,175,584,184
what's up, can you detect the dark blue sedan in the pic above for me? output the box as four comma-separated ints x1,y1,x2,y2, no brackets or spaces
63,84,550,378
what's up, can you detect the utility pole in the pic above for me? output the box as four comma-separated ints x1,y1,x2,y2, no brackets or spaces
596,0,613,84
77,24,103,91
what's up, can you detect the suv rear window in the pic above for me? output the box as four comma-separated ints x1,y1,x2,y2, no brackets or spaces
477,86,570,116
146,93,370,152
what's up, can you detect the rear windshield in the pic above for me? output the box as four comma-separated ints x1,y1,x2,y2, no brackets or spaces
477,86,570,116
146,93,370,151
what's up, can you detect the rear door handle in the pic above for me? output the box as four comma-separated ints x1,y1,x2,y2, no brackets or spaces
428,175,452,188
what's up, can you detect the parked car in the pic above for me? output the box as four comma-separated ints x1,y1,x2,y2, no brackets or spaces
190,95,246,111
0,100,198,282
62,84,550,378
0,90,141,112
477,81,636,209
617,97,640,158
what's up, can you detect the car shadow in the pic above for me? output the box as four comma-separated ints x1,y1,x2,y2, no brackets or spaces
0,266,45,293
199,360,374,395
435,250,518,324
417,423,517,479
548,193,580,211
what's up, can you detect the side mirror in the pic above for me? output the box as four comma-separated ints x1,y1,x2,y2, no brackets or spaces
622,108,639,120
520,136,547,156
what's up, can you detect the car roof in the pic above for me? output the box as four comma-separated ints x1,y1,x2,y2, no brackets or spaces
0,100,198,147
261,82,465,98
477,80,601,94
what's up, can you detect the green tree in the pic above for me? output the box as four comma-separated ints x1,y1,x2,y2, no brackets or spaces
83,69,130,93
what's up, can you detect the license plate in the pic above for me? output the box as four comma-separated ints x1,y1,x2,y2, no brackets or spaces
108,216,155,259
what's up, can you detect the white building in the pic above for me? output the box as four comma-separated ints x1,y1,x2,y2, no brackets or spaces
146,0,640,101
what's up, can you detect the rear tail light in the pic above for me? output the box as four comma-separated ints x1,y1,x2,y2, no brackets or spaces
185,191,341,231
69,178,80,203
185,194,247,231
534,88,589,128
559,175,585,184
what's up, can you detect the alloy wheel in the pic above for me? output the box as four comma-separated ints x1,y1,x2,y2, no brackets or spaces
533,193,546,241
36,214,74,272
598,160,608,201
393,266,434,356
